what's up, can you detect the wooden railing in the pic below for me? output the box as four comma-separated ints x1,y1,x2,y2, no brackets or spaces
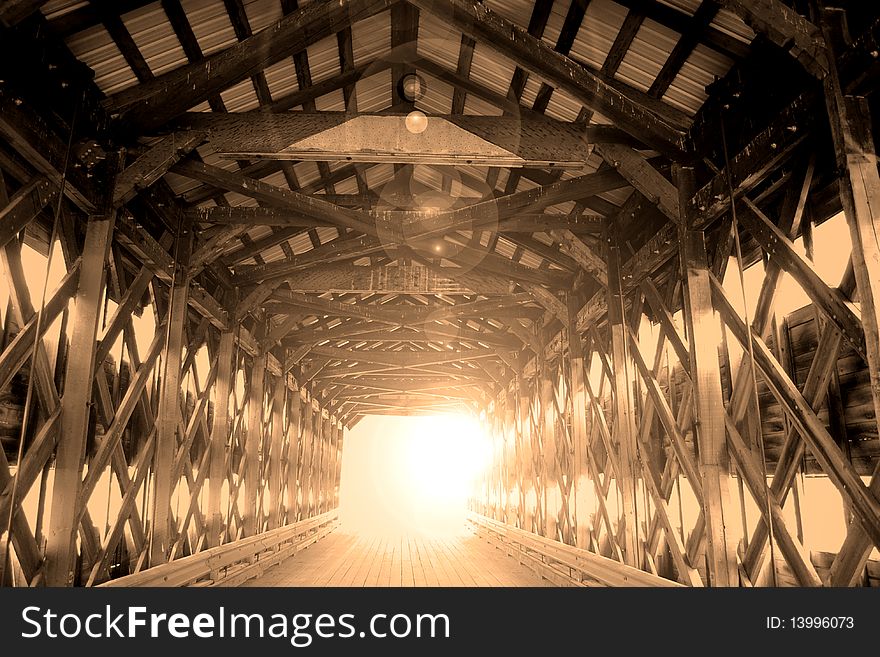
99,511,339,587
469,513,684,587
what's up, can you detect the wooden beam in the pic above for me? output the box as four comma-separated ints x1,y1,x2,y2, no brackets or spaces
716,0,828,78
268,262,510,295
285,391,301,522
550,229,608,286
44,213,115,586
597,144,680,222
408,0,689,156
104,0,399,129
0,176,59,250
0,89,98,212
207,328,235,548
173,111,592,167
819,7,880,585
606,232,641,567
0,0,49,26
711,273,880,552
268,375,286,529
736,197,866,360
243,349,266,536
150,229,192,566
307,344,503,367
113,131,206,207
676,165,738,587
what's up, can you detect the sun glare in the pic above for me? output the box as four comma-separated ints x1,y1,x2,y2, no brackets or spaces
338,414,492,537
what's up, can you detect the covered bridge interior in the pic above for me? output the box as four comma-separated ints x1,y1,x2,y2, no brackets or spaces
0,0,879,588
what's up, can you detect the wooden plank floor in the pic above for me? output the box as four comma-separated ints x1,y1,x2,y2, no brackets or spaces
242,529,551,587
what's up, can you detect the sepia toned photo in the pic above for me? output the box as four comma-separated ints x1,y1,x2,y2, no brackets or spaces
0,0,878,598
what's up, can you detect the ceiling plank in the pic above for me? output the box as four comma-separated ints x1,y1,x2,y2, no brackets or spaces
103,0,399,130
408,0,689,156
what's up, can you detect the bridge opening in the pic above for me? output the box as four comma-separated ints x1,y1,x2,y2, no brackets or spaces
339,414,491,538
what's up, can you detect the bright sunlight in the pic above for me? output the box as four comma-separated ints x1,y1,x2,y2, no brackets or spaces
338,414,492,538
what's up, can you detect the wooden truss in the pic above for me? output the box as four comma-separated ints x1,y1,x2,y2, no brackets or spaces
0,0,878,589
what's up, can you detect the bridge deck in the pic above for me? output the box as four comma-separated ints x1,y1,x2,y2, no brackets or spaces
241,529,549,587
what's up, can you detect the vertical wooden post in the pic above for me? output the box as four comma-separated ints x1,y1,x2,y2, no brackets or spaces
518,378,534,533
318,414,330,514
503,390,516,524
312,412,324,514
328,419,340,510
606,232,641,568
334,422,344,509
150,226,192,567
243,350,266,537
820,7,880,585
285,388,301,523
676,164,738,586
568,295,591,549
268,375,286,529
44,213,115,586
540,351,558,539
207,328,235,548
300,396,314,518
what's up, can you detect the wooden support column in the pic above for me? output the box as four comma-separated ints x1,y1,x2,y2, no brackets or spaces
318,414,331,514
243,349,266,537
568,295,591,549
539,350,558,540
334,422,344,509
518,377,534,532
676,164,738,587
300,397,315,518
151,226,192,567
285,389,301,523
819,7,880,584
606,232,641,568
206,328,235,548
326,420,338,511
503,391,516,524
267,375,286,530
44,213,115,586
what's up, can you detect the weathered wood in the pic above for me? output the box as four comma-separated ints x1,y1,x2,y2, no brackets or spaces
551,229,608,286
243,350,267,537
45,213,115,586
113,132,205,207
711,274,880,551
409,0,688,155
597,144,680,222
207,328,235,548
104,0,398,129
606,233,641,567
0,176,59,250
737,197,866,360
676,165,738,587
151,228,192,566
285,390,301,522
717,0,828,78
268,375,286,529
173,112,592,167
